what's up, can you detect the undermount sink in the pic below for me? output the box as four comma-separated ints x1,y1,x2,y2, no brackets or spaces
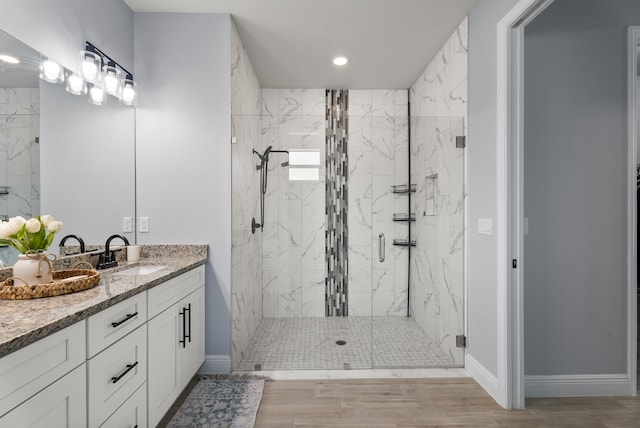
113,265,167,276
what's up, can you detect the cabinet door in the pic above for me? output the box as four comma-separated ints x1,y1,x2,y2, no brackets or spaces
147,303,182,427
0,364,86,428
181,286,205,381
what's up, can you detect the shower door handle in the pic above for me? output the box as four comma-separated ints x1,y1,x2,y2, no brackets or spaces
378,233,385,262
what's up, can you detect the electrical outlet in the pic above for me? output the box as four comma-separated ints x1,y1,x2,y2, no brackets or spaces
122,216,132,233
139,216,149,233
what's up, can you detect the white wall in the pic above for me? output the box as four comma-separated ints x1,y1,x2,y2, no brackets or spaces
134,13,232,369
523,0,640,376
467,0,520,378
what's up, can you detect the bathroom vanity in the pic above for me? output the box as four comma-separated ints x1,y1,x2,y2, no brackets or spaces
0,246,207,427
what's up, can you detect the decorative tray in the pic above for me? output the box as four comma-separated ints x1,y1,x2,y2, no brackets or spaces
0,265,100,300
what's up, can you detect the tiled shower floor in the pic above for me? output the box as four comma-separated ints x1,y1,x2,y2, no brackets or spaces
236,316,455,370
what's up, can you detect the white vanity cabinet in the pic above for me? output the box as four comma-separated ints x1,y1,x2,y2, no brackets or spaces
147,266,205,427
0,263,206,428
0,321,86,426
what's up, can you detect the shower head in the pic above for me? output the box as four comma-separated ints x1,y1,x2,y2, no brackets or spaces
263,145,273,158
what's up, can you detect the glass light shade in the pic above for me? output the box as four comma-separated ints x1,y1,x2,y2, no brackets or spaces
119,79,137,106
65,73,87,95
102,65,121,96
88,85,106,105
80,50,101,83
39,59,64,83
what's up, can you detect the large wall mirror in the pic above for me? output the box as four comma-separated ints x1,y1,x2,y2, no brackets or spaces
0,28,135,266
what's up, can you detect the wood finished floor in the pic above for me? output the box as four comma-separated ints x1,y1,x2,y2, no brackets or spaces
254,378,640,427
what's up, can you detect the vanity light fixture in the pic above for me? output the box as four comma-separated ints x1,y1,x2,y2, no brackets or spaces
0,54,19,64
39,58,64,83
83,42,135,105
332,56,349,66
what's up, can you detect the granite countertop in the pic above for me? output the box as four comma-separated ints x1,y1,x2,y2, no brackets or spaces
0,245,207,358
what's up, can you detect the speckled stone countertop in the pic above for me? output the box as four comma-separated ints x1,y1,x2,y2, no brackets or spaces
0,244,207,358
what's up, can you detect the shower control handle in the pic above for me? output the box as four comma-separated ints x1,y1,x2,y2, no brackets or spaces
379,233,385,262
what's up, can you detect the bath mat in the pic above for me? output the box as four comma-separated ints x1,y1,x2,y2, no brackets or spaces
166,375,265,427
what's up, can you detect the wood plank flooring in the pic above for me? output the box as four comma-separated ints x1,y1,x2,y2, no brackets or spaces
254,378,640,427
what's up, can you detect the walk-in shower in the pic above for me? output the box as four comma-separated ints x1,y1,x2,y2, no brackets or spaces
230,17,468,373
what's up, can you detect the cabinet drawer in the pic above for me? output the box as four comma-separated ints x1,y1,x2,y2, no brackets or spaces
0,321,85,417
0,363,86,428
100,382,147,428
88,324,147,427
87,291,147,358
148,266,204,319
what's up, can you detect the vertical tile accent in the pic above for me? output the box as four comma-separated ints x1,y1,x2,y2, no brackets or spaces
325,89,349,316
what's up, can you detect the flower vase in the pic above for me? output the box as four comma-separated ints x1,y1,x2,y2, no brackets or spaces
13,253,54,286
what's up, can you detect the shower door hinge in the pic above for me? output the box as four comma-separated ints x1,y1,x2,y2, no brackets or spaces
455,136,466,148
456,335,466,348
512,259,518,268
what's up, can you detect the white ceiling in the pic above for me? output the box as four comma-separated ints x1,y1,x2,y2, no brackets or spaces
124,0,477,89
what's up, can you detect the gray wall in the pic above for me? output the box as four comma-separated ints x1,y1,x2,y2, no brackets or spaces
524,0,640,375
134,13,232,366
467,0,519,377
0,0,133,74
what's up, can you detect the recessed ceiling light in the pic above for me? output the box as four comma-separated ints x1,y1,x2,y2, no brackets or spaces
332,56,348,66
0,54,20,64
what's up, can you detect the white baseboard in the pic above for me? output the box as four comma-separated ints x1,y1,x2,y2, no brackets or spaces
198,354,231,374
525,374,631,397
466,354,500,403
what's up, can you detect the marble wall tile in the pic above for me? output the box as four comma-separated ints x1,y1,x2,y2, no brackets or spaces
371,90,395,118
302,89,325,116
261,88,326,318
301,270,326,317
278,89,302,117
262,88,278,118
230,23,263,369
408,18,467,366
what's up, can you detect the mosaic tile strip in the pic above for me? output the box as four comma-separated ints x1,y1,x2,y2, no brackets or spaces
325,89,349,316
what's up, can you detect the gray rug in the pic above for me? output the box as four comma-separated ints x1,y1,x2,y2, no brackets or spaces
167,375,265,428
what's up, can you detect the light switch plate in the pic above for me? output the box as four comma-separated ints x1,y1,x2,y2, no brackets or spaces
139,217,149,233
478,218,492,235
122,216,132,233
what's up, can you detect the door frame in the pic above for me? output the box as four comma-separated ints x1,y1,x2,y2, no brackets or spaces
496,0,555,409
497,1,639,410
627,25,640,397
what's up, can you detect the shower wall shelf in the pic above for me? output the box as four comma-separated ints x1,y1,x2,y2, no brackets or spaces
393,239,416,247
0,186,9,195
391,184,416,194
392,213,416,222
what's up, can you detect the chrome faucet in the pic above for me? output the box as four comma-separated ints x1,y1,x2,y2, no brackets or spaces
59,234,86,255
97,234,130,269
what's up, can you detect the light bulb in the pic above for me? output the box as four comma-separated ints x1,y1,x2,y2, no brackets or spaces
65,73,86,95
88,86,106,105
332,56,349,66
39,59,64,83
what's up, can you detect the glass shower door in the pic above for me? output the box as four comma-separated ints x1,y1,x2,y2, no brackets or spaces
371,114,466,368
